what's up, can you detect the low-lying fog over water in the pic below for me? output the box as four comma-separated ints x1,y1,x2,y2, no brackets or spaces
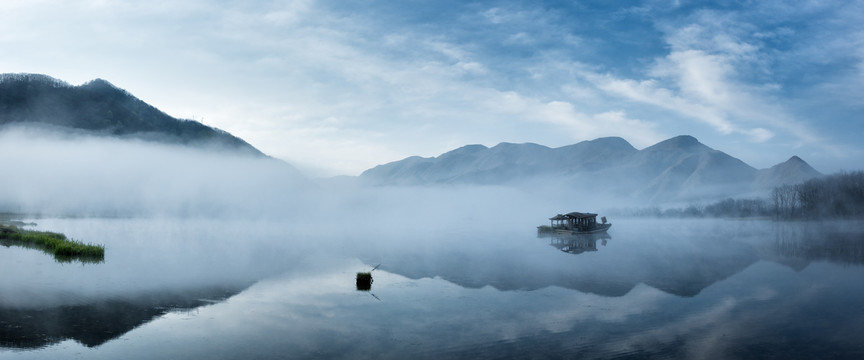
2,130,864,359
3,214,864,359
0,128,307,219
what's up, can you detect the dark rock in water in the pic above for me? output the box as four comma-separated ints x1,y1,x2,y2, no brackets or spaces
356,272,373,291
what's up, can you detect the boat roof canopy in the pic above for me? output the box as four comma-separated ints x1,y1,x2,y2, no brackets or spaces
549,212,598,220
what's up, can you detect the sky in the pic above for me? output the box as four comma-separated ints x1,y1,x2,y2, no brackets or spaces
1,0,862,177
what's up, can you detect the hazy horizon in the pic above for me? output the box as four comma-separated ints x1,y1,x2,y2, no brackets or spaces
1,1,862,176
2,3,864,355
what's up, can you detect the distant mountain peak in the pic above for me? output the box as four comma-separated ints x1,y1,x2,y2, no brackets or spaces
593,136,630,143
772,155,819,172
787,155,805,163
439,144,488,159
81,78,118,89
0,73,265,157
586,136,636,150
491,142,524,149
664,135,699,147
671,134,698,142
445,144,488,154
643,135,708,153
457,144,488,151
490,141,549,152
754,155,822,189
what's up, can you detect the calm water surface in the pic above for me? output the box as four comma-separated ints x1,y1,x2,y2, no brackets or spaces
1,217,863,359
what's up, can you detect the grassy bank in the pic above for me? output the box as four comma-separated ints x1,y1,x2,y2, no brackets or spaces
0,224,104,263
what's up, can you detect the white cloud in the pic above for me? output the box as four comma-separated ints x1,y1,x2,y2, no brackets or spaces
481,7,510,24
505,32,533,45
582,72,737,134
479,91,665,148
574,12,846,147
652,50,735,107
585,59,818,145
2,0,861,174
746,128,774,143
261,0,314,26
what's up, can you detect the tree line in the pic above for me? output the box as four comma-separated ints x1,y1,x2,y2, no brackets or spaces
772,171,864,219
611,171,864,220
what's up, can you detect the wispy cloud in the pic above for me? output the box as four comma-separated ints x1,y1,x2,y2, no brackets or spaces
577,9,828,147
1,0,862,174
477,90,665,148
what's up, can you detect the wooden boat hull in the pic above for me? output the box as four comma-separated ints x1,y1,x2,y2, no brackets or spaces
537,223,611,235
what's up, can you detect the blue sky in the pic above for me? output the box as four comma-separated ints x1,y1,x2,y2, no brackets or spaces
1,0,862,176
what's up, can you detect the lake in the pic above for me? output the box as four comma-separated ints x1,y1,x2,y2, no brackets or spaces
2,216,864,359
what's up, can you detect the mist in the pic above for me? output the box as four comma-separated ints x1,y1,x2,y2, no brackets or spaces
4,128,864,359
1,126,603,220
0,126,612,307
0,126,309,219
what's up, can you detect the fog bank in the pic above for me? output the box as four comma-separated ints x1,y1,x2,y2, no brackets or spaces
0,127,307,218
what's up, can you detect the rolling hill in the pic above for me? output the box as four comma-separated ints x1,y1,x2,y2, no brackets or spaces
361,135,822,203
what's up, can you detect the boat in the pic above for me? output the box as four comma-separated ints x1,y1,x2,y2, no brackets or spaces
537,212,611,235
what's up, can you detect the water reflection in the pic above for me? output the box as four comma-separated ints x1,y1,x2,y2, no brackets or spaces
763,221,864,270
13,256,857,360
0,285,249,350
4,218,864,359
369,221,759,298
0,217,313,353
540,233,610,255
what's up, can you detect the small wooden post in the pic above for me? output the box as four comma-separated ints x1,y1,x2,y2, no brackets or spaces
356,272,373,291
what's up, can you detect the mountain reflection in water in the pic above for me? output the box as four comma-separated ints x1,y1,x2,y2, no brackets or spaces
368,220,864,300
3,218,864,359
764,221,864,270
370,225,759,298
0,285,249,349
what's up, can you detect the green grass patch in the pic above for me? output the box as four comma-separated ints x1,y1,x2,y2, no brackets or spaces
0,224,104,263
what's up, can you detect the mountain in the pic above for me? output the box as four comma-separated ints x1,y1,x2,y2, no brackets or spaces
360,135,821,203
361,136,637,185
609,135,759,202
0,285,249,349
754,155,823,189
0,73,263,156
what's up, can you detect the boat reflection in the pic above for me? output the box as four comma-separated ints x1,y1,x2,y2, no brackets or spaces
539,232,611,255
367,224,763,298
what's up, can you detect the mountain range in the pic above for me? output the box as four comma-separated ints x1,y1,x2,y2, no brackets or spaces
0,73,824,203
361,135,823,203
0,73,263,156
